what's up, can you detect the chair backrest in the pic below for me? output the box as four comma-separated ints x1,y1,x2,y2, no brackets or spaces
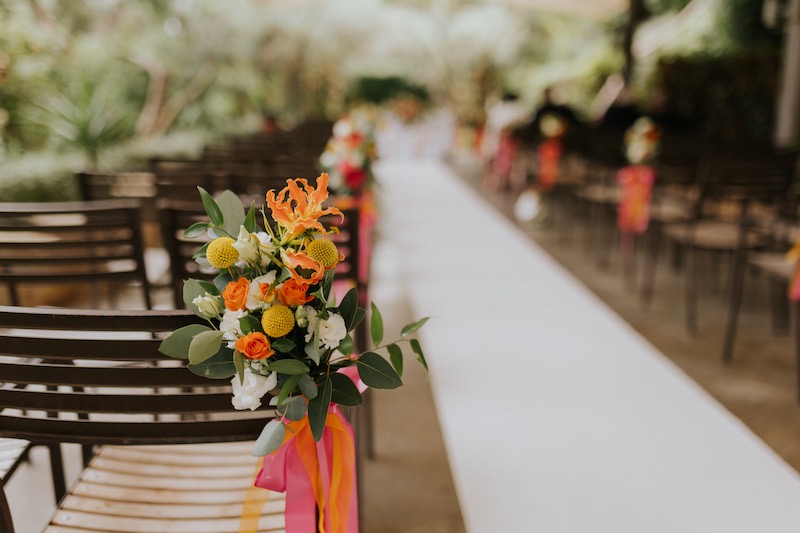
76,170,157,204
0,305,268,447
0,199,152,309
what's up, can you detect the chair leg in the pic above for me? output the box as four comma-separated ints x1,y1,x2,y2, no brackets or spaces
792,300,800,404
640,225,661,310
0,482,15,533
722,250,748,364
685,247,699,335
48,444,67,504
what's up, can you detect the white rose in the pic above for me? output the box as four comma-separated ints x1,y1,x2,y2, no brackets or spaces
314,313,347,350
233,226,262,267
220,309,246,348
231,368,277,411
191,292,221,319
246,272,277,311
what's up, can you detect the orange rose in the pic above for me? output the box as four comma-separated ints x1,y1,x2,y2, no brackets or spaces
235,332,275,360
222,277,250,311
278,278,313,307
258,282,278,304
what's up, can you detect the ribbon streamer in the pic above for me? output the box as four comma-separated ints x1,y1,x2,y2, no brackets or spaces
537,139,562,191
253,405,359,533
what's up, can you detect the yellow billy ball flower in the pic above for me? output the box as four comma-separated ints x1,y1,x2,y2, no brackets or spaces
262,304,295,338
306,238,339,268
206,237,238,269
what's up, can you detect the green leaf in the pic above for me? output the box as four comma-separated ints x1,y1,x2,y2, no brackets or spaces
192,241,209,260
252,420,286,457
370,302,383,347
198,186,224,227
182,279,207,316
308,376,332,441
244,202,257,233
356,352,402,389
233,350,245,384
158,324,211,359
188,348,236,379
330,372,363,406
271,337,297,353
352,307,365,332
197,280,219,295
338,288,359,330
387,343,404,378
337,334,353,357
401,317,430,337
218,189,246,237
410,338,428,371
277,374,302,406
298,374,319,400
277,395,307,421
188,329,225,364
267,359,309,376
239,315,262,335
213,271,234,293
304,335,321,365
184,221,209,239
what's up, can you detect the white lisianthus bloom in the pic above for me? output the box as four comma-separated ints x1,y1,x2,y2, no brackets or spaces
220,309,246,349
246,271,277,311
233,226,262,267
320,150,337,167
230,367,277,411
306,312,347,350
191,292,221,319
303,305,319,343
256,232,277,265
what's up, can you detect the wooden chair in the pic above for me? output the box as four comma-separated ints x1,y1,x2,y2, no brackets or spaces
0,306,284,532
0,200,153,309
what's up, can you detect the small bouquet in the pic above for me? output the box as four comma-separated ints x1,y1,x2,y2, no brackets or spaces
624,116,661,165
319,114,378,197
158,173,427,453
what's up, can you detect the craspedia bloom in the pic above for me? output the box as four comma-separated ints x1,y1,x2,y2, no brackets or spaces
206,237,239,269
306,238,339,268
261,304,295,338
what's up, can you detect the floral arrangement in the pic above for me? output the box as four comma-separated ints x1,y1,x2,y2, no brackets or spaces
158,173,427,452
624,116,661,165
319,113,378,197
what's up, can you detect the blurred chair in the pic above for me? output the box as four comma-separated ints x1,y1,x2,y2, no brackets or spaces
0,200,153,309
0,305,283,532
0,438,32,533
652,152,797,362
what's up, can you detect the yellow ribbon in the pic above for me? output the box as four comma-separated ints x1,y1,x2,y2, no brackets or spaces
239,457,270,533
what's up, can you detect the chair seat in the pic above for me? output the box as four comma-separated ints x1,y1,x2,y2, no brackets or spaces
748,252,795,282
45,442,286,533
575,183,621,205
662,221,767,250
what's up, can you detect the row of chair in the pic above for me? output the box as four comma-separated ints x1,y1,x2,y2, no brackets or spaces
535,133,800,396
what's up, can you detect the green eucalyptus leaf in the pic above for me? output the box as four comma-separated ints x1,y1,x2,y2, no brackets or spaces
239,315,262,335
198,186,224,227
187,347,236,379
338,288,358,330
387,343,404,378
188,329,225,364
298,374,319,400
337,334,353,357
183,279,207,316
356,352,402,389
158,324,211,359
184,221,209,239
214,271,234,293
276,374,302,406
244,203,257,233
233,350,245,384
401,317,430,337
252,419,286,457
308,376,332,442
370,302,384,347
304,336,321,365
330,372,363,406
192,241,210,260
277,395,308,421
271,337,297,353
218,190,246,237
268,359,309,376
410,338,428,371
198,280,219,296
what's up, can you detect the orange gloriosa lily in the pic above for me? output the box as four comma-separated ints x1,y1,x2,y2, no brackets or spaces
267,173,343,242
282,249,325,287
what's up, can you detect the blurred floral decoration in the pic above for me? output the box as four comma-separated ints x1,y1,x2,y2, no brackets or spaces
623,116,661,164
616,117,660,250
319,110,378,197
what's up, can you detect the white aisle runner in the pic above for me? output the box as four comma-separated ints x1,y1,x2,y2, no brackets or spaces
374,156,800,533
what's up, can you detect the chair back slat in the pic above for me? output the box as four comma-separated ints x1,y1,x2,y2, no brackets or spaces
0,306,270,446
